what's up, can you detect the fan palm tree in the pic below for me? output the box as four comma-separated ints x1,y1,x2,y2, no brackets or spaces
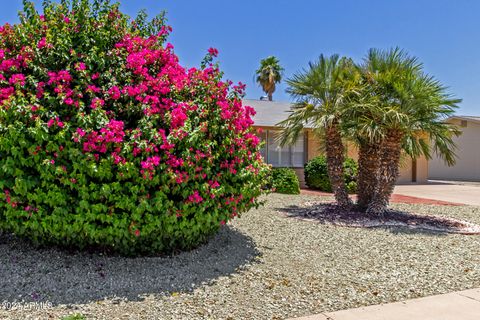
277,54,357,208
255,56,284,101
352,48,461,214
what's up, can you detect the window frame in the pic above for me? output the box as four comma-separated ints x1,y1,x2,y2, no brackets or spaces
260,129,307,169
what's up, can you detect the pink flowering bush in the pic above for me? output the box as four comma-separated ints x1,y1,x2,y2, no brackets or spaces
0,1,269,255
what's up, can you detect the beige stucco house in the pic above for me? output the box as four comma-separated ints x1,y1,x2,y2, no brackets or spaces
246,99,428,187
429,116,480,181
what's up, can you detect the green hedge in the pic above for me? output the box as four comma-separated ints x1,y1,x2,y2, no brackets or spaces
272,168,300,194
304,156,357,193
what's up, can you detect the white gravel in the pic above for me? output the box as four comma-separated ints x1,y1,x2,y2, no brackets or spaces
1,193,480,319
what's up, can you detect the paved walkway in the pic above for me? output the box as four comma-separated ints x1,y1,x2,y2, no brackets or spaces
292,288,480,320
394,183,480,206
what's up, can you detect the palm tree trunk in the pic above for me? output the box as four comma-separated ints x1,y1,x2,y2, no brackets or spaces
356,142,380,211
366,130,403,215
268,92,273,101
325,121,352,209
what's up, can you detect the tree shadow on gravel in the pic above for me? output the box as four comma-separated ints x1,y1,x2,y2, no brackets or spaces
0,226,258,306
277,202,480,236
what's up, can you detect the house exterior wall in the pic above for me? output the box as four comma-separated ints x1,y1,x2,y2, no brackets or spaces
255,126,428,187
429,119,480,181
306,129,321,161
413,155,429,183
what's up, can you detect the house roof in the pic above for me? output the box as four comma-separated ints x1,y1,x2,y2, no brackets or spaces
244,99,313,128
449,115,480,125
245,101,480,129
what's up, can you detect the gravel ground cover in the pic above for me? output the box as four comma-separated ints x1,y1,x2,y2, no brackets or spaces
1,193,480,320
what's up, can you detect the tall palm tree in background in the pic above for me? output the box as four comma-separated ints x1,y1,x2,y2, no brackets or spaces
277,54,357,209
255,56,284,101
353,48,461,214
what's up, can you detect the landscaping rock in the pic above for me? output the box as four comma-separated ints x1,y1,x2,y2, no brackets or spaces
1,194,480,319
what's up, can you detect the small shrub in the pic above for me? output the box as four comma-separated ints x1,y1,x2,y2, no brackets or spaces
304,156,330,191
346,181,357,194
0,1,269,255
272,168,300,194
61,315,86,320
304,156,357,193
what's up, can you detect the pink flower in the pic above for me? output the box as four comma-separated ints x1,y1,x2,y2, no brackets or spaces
0,87,14,101
91,73,100,80
170,106,187,129
9,74,26,86
124,85,146,97
64,17,70,23
48,70,72,84
47,119,55,127
151,156,161,166
58,70,72,82
209,180,220,188
140,156,161,171
208,47,219,57
64,97,74,105
245,133,260,147
187,190,203,204
37,37,47,49
134,229,140,237
86,85,101,93
126,52,147,73
108,86,121,100
50,159,55,164
90,98,105,109
111,152,124,164
76,128,86,137
75,62,86,71
132,147,142,157
36,82,45,98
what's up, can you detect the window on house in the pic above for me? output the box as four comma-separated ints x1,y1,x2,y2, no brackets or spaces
258,130,305,168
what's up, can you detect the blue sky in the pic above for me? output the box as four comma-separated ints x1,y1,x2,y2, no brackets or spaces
1,0,479,115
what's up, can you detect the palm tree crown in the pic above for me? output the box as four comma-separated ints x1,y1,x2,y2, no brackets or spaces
350,47,461,213
255,56,284,101
355,47,461,165
278,54,357,208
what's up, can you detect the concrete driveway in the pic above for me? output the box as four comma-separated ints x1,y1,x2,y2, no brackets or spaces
394,181,480,206
292,288,480,320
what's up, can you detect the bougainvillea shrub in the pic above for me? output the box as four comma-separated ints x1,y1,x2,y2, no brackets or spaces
0,1,270,255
